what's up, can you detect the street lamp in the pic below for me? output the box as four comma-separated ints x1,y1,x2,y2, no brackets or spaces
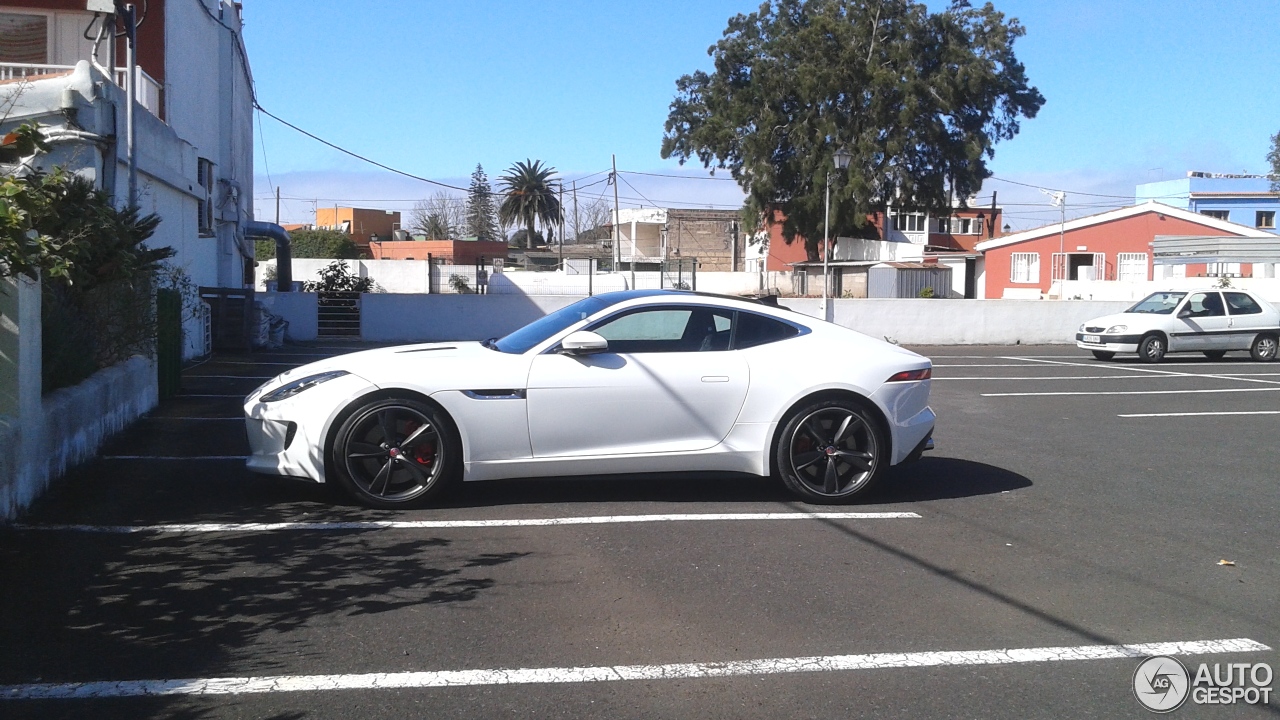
823,148,852,316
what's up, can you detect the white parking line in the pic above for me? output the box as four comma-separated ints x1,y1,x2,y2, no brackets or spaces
144,417,242,421
15,512,922,534
98,455,249,460
1004,357,1280,386
1,638,1266,699
938,375,1163,381
983,388,1280,397
1119,410,1280,418
183,375,273,380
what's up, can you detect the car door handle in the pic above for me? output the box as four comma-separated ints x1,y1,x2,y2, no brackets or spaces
701,376,730,383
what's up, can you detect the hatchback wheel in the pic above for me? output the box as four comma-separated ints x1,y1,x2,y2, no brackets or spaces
1138,335,1166,364
776,400,884,504
1250,334,1278,362
330,397,459,508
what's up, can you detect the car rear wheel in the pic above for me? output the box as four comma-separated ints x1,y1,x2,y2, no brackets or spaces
330,397,460,508
1250,334,1278,362
1091,350,1115,361
776,400,884,504
1203,350,1227,360
1138,334,1166,364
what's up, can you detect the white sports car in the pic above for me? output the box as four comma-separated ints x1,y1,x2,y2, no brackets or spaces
1076,289,1280,362
244,290,935,507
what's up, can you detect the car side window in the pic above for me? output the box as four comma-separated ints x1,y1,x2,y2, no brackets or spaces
734,312,801,349
1184,292,1225,317
590,307,734,353
1224,292,1263,315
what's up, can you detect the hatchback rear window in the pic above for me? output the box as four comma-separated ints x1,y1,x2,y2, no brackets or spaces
1224,292,1263,315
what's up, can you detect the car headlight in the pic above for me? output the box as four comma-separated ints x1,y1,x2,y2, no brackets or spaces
259,370,350,403
1105,325,1127,333
1079,324,1086,332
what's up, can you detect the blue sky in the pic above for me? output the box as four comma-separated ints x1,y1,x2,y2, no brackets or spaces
244,0,1280,230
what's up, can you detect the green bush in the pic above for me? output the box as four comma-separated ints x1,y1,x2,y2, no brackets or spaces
256,228,359,261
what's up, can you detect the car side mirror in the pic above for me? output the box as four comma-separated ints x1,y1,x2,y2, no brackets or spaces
560,330,609,355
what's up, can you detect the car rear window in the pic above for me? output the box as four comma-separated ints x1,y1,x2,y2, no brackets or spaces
734,312,801,349
1224,292,1263,315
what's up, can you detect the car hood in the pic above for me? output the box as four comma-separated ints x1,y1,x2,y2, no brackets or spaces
263,342,526,394
1081,312,1166,330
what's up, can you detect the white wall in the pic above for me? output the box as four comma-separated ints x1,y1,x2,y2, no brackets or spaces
252,291,1134,347
1062,277,1280,303
361,295,581,342
785,298,1131,345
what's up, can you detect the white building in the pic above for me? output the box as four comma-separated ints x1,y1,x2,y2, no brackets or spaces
0,0,255,358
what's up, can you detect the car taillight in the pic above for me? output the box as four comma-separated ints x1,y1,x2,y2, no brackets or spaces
886,368,931,382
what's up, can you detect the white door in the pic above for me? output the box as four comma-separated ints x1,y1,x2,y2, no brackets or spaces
1172,291,1230,351
526,306,750,458
1223,292,1272,350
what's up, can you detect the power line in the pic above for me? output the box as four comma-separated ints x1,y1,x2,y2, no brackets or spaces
618,169,738,182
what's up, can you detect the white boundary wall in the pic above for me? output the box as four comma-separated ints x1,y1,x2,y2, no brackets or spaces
259,291,1133,346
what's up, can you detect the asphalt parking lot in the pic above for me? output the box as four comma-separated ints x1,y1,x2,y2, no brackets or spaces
2,342,1278,719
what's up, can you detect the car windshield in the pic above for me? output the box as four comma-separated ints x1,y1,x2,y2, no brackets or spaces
491,296,621,354
1125,292,1187,314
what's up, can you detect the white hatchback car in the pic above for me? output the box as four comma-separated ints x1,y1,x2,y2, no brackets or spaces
1076,289,1280,362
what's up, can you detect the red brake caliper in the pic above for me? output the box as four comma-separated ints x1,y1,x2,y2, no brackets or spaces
402,421,436,466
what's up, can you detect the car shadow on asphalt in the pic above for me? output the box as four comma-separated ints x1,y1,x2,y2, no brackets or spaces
414,456,1032,510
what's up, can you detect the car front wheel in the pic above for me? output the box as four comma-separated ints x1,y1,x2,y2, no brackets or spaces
330,397,460,508
1138,335,1166,364
1250,334,1278,362
776,399,884,504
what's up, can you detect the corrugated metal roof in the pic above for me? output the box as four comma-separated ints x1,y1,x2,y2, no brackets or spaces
1152,235,1280,263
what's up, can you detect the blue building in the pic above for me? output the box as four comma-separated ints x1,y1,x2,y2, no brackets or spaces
1136,173,1279,235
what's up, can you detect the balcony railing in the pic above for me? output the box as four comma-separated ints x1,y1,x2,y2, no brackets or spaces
0,63,162,118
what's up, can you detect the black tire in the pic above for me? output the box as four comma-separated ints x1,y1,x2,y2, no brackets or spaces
1250,334,1278,362
1091,350,1115,361
329,397,460,509
1138,334,1166,364
775,399,885,504
1203,350,1227,360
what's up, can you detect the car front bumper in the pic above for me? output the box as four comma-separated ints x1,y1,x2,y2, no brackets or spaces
1075,332,1142,353
244,373,381,483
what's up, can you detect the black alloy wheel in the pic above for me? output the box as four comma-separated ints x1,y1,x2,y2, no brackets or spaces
777,400,884,503
331,398,458,508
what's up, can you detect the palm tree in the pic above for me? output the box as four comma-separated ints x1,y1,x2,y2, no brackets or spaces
498,160,562,249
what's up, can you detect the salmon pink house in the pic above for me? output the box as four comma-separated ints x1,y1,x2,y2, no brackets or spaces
975,202,1275,299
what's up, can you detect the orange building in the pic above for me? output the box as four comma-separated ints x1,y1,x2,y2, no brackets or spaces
756,205,1004,270
315,207,402,250
369,239,509,265
975,202,1275,299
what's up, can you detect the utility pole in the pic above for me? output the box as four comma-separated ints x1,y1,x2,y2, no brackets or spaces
558,183,564,271
611,154,621,277
275,186,281,225
123,3,138,207
1039,188,1066,297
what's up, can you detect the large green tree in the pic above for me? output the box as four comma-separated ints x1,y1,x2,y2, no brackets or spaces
466,164,501,242
498,160,562,249
661,0,1044,259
